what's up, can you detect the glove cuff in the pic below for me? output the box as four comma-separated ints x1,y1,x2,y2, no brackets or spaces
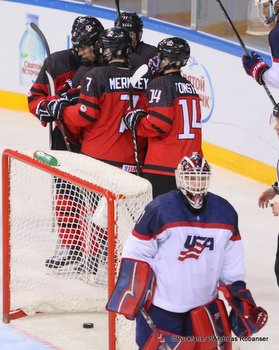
251,62,269,85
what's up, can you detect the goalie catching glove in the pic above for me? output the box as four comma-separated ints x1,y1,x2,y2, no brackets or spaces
123,109,147,131
36,96,71,123
242,51,270,85
218,282,268,337
106,258,156,320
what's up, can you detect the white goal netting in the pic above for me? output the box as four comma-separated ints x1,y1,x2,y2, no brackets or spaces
2,149,153,350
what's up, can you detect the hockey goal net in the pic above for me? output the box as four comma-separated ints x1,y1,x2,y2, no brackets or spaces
2,149,152,350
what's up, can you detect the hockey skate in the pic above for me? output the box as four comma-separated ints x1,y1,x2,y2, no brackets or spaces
74,254,99,275
45,245,83,268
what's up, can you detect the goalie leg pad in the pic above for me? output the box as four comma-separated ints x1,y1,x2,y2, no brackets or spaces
191,299,232,350
142,330,195,350
54,179,83,246
136,304,194,349
106,258,156,320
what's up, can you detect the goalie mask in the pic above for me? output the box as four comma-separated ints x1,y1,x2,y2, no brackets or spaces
157,37,190,71
255,0,279,24
175,153,211,210
71,16,104,64
98,27,132,63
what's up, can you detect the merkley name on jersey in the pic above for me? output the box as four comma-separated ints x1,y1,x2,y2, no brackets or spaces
109,77,149,90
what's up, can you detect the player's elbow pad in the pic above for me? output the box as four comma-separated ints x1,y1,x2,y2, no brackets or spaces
106,258,156,320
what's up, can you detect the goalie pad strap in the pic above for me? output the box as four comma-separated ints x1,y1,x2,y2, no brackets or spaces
191,299,232,350
142,330,195,350
106,258,156,319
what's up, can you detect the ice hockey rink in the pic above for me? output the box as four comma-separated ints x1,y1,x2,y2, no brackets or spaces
0,107,278,350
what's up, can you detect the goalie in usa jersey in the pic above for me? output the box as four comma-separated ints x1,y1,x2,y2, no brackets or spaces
242,0,279,87
107,153,268,350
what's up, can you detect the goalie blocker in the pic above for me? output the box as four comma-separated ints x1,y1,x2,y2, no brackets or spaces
106,258,156,320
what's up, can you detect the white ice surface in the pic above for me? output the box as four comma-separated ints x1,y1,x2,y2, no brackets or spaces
0,108,278,349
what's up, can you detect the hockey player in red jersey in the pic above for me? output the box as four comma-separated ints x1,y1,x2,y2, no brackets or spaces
31,16,104,270
42,27,150,171
114,12,157,69
242,0,279,87
107,152,268,349
123,37,203,197
29,16,104,151
37,27,150,273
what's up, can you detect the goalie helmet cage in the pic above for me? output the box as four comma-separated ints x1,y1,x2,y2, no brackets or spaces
2,149,152,350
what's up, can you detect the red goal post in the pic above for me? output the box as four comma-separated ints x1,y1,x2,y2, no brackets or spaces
2,149,152,350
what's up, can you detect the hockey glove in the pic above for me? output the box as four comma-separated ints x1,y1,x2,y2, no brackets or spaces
56,79,73,95
218,282,268,337
36,96,70,123
56,79,80,104
242,51,270,85
123,109,147,131
148,55,162,76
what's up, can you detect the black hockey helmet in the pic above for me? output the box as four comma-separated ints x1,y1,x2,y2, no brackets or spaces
114,12,143,42
157,37,190,70
71,16,104,49
98,27,132,62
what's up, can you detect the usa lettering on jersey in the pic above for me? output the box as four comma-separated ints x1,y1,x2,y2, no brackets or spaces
178,235,214,261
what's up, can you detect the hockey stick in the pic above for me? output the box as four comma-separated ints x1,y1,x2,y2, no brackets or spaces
140,309,170,350
30,22,53,147
215,0,277,107
115,0,121,17
128,63,149,176
30,23,72,151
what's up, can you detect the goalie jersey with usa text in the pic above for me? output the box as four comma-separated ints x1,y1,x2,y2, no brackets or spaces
122,189,245,313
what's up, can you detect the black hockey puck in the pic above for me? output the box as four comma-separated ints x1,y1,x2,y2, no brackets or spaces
83,322,94,329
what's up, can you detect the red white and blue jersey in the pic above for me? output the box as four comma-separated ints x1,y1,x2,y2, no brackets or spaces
122,190,245,313
263,21,279,87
